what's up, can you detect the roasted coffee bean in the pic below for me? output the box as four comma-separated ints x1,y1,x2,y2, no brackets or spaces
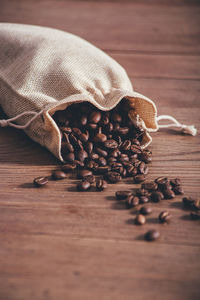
87,123,97,130
133,174,146,183
142,181,158,191
109,149,120,157
97,157,107,166
163,189,175,199
125,195,139,209
104,140,118,149
60,126,72,134
33,176,48,187
95,166,111,175
52,170,67,180
130,144,142,154
115,190,132,200
120,140,131,151
145,230,160,241
170,178,181,187
151,191,164,202
84,174,96,184
131,138,140,146
135,214,146,225
64,152,75,162
62,163,77,172
116,127,129,135
89,152,99,160
140,206,152,215
182,196,195,208
80,115,87,126
129,167,138,177
85,142,93,154
89,111,101,123
136,188,150,197
96,147,108,157
93,133,107,143
111,112,122,123
77,169,93,179
190,211,200,220
138,162,149,175
139,151,152,164
104,122,114,133
139,196,149,204
77,180,91,191
159,211,171,223
155,177,170,190
61,142,74,153
96,179,107,191
108,157,117,163
106,171,121,183
119,154,129,162
79,133,89,143
173,185,184,195
74,160,84,168
76,150,88,162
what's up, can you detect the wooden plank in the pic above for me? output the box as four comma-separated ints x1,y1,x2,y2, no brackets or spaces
0,0,200,54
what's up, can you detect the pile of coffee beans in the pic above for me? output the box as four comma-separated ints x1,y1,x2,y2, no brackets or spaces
51,99,152,190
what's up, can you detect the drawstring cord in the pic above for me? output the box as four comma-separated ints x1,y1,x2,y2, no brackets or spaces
157,115,197,136
0,110,43,129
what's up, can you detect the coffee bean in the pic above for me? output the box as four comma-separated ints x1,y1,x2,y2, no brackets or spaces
159,211,171,223
111,112,122,123
89,111,101,123
85,142,93,154
77,180,91,191
104,140,118,149
115,191,132,200
74,160,84,168
190,211,200,220
163,189,175,199
64,152,75,162
120,140,131,151
139,151,152,164
145,230,160,241
125,195,139,209
62,163,77,172
84,174,96,184
130,144,142,154
52,170,67,180
140,206,152,215
96,179,107,191
77,169,93,179
116,127,129,135
139,196,149,204
62,142,74,153
96,147,108,157
182,196,195,208
136,188,150,197
151,191,164,202
80,115,87,126
106,171,121,183
142,181,158,191
170,178,181,187
97,157,107,166
135,214,146,225
95,165,111,175
109,149,120,158
138,162,149,175
133,174,146,183
88,123,97,130
76,150,88,162
173,185,184,195
93,133,107,143
33,176,48,187
155,177,170,190
89,152,99,160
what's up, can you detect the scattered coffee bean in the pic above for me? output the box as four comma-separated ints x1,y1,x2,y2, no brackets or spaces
163,188,175,199
96,179,107,191
52,170,67,180
173,185,184,195
170,178,181,187
142,181,158,191
134,174,146,183
145,229,160,241
77,169,93,179
135,214,146,225
84,174,96,184
33,176,48,187
61,163,76,172
151,191,164,202
115,191,132,200
140,206,152,215
139,196,149,204
77,180,91,191
159,211,171,223
106,171,121,183
125,195,139,209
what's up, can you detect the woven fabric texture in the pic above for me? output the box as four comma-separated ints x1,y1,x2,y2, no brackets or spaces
0,23,158,161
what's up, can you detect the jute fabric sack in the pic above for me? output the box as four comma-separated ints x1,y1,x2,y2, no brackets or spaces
0,23,158,161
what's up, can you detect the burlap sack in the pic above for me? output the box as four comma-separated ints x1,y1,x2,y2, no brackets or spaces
0,23,158,161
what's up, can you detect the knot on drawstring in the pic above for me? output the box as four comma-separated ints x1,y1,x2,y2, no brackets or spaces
157,115,197,136
0,110,43,129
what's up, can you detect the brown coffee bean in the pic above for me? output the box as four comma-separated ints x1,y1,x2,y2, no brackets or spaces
88,123,97,130
33,176,48,187
115,191,132,200
64,152,75,162
140,206,152,215
170,178,181,187
130,144,142,154
116,127,129,135
139,196,149,204
89,111,101,123
173,185,184,195
93,133,107,143
135,214,146,225
138,162,149,175
62,142,74,153
111,112,122,123
133,174,146,183
142,181,158,191
76,150,88,162
104,140,118,149
120,140,131,151
61,163,77,172
60,127,72,134
85,142,93,154
95,165,111,175
74,160,84,168
155,176,170,190
151,191,164,202
182,196,195,208
136,188,150,197
106,171,121,183
89,152,99,160
97,157,107,166
190,211,200,220
96,179,107,191
125,195,139,209
131,138,140,146
145,229,160,241
159,211,171,223
77,180,91,191
163,189,175,199
139,151,152,164
77,169,93,179
109,149,120,158
52,170,67,180
96,147,108,157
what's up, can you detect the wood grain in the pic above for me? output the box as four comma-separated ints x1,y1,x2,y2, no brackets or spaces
0,1,200,300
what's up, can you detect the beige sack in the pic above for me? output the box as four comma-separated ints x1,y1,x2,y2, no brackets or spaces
0,23,158,161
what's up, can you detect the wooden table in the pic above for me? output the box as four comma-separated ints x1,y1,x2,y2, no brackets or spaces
0,1,200,299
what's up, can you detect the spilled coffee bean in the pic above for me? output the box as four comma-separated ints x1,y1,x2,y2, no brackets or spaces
33,176,48,187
